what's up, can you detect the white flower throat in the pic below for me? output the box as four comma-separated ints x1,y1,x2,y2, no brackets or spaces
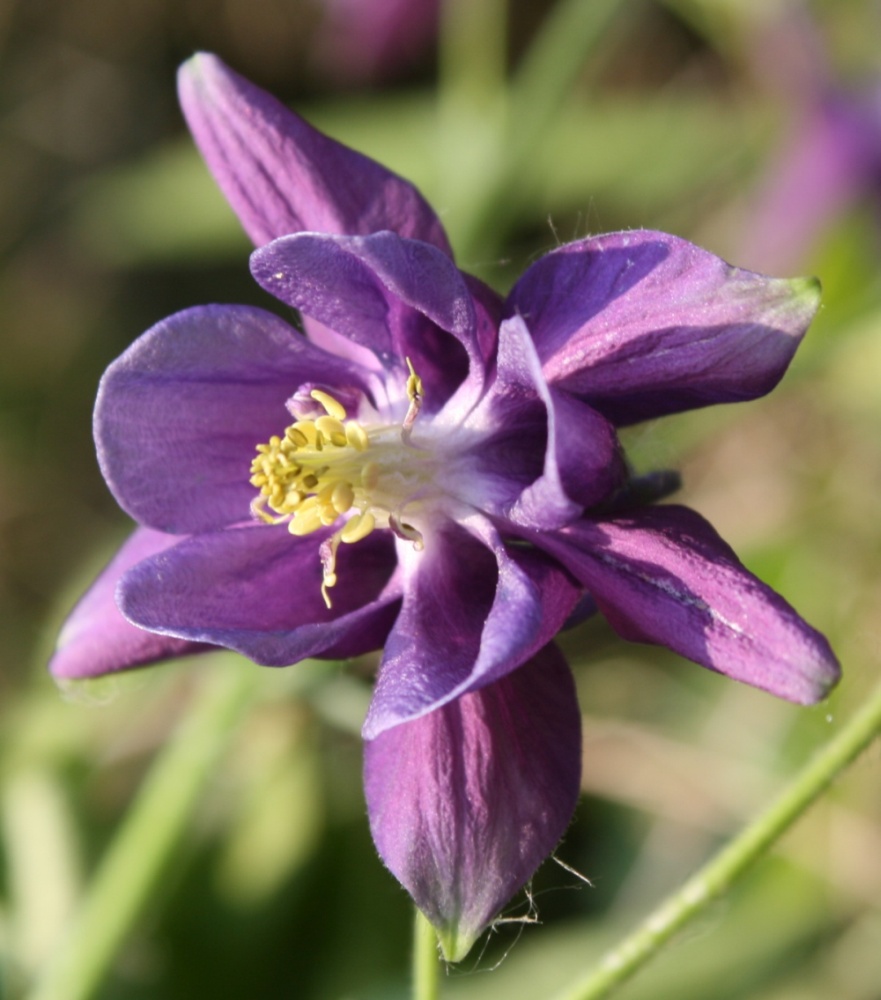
250,360,431,607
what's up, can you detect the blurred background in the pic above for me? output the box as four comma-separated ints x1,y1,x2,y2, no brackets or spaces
2,0,881,997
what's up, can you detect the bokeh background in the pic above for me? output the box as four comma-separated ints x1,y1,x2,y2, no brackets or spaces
2,0,881,997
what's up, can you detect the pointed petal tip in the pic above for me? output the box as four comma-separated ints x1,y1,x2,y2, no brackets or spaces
435,920,480,964
176,52,221,98
792,273,822,301
177,51,452,252
365,646,581,961
799,646,842,705
776,272,822,328
177,51,224,83
543,507,841,708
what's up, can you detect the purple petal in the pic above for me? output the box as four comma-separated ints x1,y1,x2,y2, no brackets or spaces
95,304,372,535
365,643,581,961
251,231,483,410
118,524,402,665
463,272,505,366
178,53,451,253
363,516,580,739
50,527,210,680
541,505,840,703
463,315,625,528
507,231,821,426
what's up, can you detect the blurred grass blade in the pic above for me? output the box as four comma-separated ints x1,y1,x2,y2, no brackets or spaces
27,665,259,1000
453,0,627,258
552,673,881,1000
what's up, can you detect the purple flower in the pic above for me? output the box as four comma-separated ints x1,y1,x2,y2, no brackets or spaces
51,54,840,961
312,0,440,84
739,12,881,273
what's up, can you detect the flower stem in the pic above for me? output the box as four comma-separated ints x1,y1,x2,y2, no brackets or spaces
26,664,258,1000
553,679,881,1000
413,908,441,1000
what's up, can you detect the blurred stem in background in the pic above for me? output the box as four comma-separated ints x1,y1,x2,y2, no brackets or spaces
26,665,260,1000
438,0,625,262
552,675,881,1000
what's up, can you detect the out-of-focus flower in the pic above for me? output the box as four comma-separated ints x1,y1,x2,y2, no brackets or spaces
740,11,881,273
312,0,440,84
50,54,840,961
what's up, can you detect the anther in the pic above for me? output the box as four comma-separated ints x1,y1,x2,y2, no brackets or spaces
345,421,369,451
341,510,376,544
331,481,354,514
315,415,347,446
310,389,347,421
402,357,423,442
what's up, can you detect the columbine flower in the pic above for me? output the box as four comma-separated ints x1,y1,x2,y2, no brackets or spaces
51,54,840,961
739,11,881,273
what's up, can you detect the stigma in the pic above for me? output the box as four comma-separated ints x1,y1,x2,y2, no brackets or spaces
249,367,429,607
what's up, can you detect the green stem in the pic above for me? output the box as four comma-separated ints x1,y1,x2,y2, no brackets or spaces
553,678,881,1000
27,665,258,1000
413,908,441,1000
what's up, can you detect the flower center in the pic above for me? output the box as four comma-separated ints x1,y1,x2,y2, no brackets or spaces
250,361,430,606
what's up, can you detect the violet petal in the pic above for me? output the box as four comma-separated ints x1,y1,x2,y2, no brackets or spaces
118,524,402,665
251,231,481,409
541,505,840,703
178,52,451,253
50,527,210,680
508,231,821,425
469,315,625,528
363,516,579,739
95,304,372,535
364,643,581,962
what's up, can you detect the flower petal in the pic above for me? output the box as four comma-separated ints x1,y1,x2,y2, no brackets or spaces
95,304,372,535
50,527,210,680
363,516,580,739
178,52,451,253
507,231,821,426
462,315,625,528
364,643,581,962
118,524,401,665
251,231,484,410
541,505,840,703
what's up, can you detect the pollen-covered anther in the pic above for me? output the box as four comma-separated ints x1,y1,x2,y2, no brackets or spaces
402,356,423,442
310,388,347,421
249,369,429,606
341,510,375,543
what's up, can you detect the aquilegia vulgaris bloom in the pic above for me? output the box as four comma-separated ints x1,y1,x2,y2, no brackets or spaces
51,54,840,961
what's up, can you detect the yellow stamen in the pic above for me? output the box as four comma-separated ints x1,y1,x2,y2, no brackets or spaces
250,372,430,606
310,388,347,420
405,356,423,403
340,510,375,544
315,415,347,446
345,421,369,451
402,356,423,442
